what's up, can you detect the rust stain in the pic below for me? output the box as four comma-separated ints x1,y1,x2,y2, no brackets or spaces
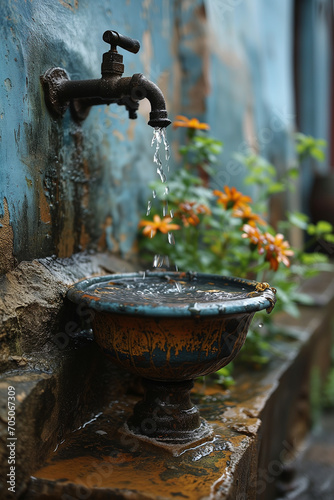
82,158,90,180
79,222,90,250
57,221,75,258
112,129,125,142
140,30,153,76
127,120,136,142
57,0,79,11
39,188,51,224
81,183,89,209
157,72,170,108
0,197,15,274
25,176,33,189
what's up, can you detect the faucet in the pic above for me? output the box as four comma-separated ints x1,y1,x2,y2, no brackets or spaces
41,30,171,128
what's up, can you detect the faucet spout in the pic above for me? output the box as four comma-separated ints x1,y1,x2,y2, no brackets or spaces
41,30,171,128
127,74,171,128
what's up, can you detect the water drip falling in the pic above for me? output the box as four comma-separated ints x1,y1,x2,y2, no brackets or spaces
157,166,167,183
168,232,175,245
153,254,170,269
146,200,152,216
162,128,170,161
149,128,178,272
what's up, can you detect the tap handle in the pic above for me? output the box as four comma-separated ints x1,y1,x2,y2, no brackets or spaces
103,30,140,54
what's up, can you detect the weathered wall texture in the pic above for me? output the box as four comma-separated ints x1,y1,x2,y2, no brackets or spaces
0,0,176,273
1,0,332,275
205,0,296,187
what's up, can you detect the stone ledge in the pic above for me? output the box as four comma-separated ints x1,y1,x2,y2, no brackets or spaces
0,253,137,499
0,262,333,499
22,273,334,499
0,252,136,370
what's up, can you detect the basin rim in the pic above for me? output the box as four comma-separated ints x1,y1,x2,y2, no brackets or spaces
67,272,275,317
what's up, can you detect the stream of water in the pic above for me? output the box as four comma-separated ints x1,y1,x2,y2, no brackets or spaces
148,127,177,271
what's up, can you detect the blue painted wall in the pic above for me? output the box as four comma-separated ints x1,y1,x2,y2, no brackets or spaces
1,0,332,274
0,0,176,272
204,0,296,191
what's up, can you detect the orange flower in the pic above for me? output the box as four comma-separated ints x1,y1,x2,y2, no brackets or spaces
138,215,180,238
173,115,210,130
213,186,252,210
262,232,294,271
176,201,211,227
242,224,265,248
233,205,267,227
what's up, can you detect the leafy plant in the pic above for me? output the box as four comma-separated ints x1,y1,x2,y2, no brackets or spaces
138,116,332,387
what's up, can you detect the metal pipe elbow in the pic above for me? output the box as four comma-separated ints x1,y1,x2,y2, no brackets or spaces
129,74,171,128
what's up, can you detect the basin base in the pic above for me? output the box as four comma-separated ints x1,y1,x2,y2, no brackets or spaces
127,379,212,444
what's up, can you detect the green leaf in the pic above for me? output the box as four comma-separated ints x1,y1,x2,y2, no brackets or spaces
324,234,334,243
301,253,329,265
316,221,333,233
288,211,309,230
267,182,286,194
310,148,325,161
287,167,299,179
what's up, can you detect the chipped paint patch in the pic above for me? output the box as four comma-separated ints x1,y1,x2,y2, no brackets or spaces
112,129,125,142
25,176,33,189
39,188,51,225
140,31,153,76
4,78,12,91
0,198,15,273
57,0,78,11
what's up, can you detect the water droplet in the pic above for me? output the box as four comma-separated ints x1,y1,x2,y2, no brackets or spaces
154,150,162,168
170,209,174,218
157,166,166,183
189,303,201,314
258,323,263,328
164,186,169,195
146,200,152,215
153,254,160,267
162,128,170,160
153,254,169,268
152,190,156,198
163,200,168,216
168,232,175,245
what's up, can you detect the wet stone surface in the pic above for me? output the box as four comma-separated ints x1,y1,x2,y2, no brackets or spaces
27,380,258,499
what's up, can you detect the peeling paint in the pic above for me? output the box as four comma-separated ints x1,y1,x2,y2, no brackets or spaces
25,176,33,189
57,0,79,11
39,187,51,225
4,78,12,91
0,198,15,274
0,0,175,263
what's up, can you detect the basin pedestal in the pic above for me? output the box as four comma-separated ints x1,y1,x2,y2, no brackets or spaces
67,271,276,445
127,379,211,443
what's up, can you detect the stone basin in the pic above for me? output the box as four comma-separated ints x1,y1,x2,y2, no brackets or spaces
67,271,276,444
